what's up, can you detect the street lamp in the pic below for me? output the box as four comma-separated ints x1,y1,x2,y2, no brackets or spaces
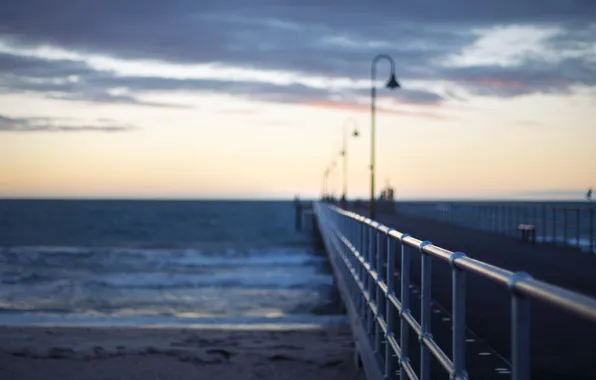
322,169,329,200
370,54,400,220
341,118,359,209
329,160,337,201
322,160,337,202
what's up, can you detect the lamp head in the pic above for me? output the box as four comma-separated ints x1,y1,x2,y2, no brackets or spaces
386,74,400,90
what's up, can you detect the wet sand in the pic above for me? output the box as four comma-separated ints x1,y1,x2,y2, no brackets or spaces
0,325,363,380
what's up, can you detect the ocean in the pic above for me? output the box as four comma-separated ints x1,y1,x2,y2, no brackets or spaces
0,200,344,328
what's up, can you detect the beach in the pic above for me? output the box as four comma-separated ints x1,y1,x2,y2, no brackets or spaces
0,325,362,380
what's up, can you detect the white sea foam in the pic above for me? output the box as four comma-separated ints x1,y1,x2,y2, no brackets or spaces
0,245,340,326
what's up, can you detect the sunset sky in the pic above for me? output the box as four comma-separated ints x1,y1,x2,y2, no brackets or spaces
1,1,595,199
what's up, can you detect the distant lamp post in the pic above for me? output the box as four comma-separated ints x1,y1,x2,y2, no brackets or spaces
341,118,359,209
329,160,337,201
322,169,329,200
370,54,400,219
322,161,337,202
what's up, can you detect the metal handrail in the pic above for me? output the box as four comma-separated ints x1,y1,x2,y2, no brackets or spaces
314,202,596,380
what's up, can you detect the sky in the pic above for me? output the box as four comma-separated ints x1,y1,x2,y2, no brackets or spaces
0,1,595,200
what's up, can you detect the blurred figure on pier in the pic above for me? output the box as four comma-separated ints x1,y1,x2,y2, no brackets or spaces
587,188,592,201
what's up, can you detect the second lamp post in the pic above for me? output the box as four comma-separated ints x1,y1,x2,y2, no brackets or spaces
370,54,400,219
341,118,359,209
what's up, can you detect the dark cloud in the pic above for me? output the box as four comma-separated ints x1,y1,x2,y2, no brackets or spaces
0,53,193,108
441,57,596,97
0,52,94,78
5,1,593,80
51,92,194,109
0,0,594,105
0,52,446,109
0,114,135,132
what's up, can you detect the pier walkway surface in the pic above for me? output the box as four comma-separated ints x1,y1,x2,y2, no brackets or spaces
356,208,596,379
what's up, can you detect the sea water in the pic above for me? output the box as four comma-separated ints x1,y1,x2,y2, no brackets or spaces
0,200,344,328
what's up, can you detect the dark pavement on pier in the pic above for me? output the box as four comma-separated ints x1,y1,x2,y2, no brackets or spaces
355,208,596,380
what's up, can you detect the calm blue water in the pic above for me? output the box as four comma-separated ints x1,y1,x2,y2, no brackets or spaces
0,200,343,327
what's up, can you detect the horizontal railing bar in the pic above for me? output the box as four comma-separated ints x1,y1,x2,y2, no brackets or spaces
421,334,454,374
370,302,378,317
363,290,372,304
453,255,512,285
421,244,455,263
317,203,596,380
516,277,596,321
378,316,388,335
329,204,596,323
386,335,401,359
388,293,402,313
401,360,419,380
377,280,388,295
403,311,422,336
336,227,391,297
378,224,391,234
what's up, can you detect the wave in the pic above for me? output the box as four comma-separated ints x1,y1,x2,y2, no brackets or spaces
0,246,325,269
89,272,334,290
0,272,50,285
0,244,339,322
0,313,348,328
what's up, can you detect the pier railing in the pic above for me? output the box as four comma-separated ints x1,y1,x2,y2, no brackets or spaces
314,202,596,380
395,201,595,253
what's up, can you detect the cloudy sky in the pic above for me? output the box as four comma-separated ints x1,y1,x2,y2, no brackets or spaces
1,1,595,199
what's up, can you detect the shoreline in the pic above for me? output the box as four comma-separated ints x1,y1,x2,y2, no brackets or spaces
0,324,362,380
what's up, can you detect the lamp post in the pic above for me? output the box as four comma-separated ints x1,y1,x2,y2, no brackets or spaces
322,169,329,200
341,118,359,209
370,54,400,220
322,161,336,202
329,160,337,201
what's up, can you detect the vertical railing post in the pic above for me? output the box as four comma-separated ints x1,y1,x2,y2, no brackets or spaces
563,208,568,245
513,204,516,234
533,206,537,234
509,272,532,380
385,230,396,380
361,220,368,328
505,205,509,236
576,208,580,249
368,224,376,341
375,227,385,362
420,241,433,380
499,205,503,235
552,207,557,244
399,234,411,379
508,204,512,236
590,208,594,253
495,205,498,234
451,252,467,380
542,204,546,243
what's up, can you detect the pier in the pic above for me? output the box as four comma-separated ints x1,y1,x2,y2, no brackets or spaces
303,201,596,380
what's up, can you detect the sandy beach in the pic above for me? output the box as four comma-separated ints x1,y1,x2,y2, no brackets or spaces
0,324,362,380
